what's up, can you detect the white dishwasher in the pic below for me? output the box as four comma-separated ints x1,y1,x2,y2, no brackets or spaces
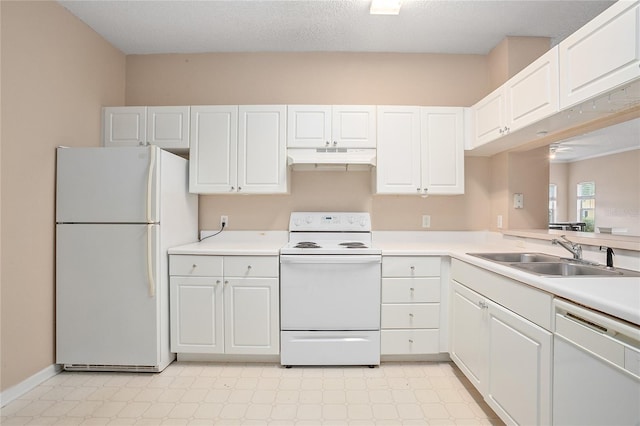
553,299,640,425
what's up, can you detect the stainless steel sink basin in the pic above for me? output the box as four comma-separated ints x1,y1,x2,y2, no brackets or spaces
469,252,564,263
467,252,640,277
510,262,632,277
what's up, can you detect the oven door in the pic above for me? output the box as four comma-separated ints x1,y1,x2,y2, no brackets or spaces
280,254,381,331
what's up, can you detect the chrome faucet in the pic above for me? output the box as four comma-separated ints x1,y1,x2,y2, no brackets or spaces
552,235,583,260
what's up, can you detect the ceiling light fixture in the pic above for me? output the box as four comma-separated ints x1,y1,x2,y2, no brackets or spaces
370,0,402,15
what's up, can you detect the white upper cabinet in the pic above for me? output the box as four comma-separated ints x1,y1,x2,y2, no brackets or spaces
471,47,559,149
146,106,190,151
420,107,465,195
287,105,376,148
103,106,190,152
376,106,465,195
559,0,640,109
375,106,422,194
103,107,147,148
237,105,288,194
505,47,559,133
189,105,287,194
189,106,238,193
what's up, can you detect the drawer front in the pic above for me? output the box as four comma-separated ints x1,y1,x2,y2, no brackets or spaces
381,329,440,355
382,277,440,303
224,256,279,277
382,256,440,277
381,304,440,329
170,255,223,277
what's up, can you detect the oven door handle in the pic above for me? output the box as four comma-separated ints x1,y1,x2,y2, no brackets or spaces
280,255,381,264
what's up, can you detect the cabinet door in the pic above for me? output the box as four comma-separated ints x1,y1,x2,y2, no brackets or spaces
450,281,487,394
147,106,190,151
189,106,238,193
486,300,552,426
375,106,422,194
471,87,506,148
103,107,147,147
224,278,280,355
170,276,224,354
559,0,640,109
505,48,559,133
287,105,332,148
332,105,377,148
238,105,288,194
420,107,465,195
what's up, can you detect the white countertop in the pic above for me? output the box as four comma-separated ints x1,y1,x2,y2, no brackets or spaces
168,231,287,256
168,230,640,326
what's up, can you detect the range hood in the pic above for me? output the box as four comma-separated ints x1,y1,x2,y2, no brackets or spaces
287,148,376,171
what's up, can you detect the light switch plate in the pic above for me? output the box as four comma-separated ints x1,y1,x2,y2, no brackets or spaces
422,215,431,228
513,193,524,209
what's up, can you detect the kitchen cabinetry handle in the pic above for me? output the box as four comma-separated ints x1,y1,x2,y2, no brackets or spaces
478,301,488,309
224,280,229,285
238,186,242,191
247,265,252,270
216,280,221,285
325,141,330,147
409,313,414,317
147,224,155,298
146,145,156,223
230,186,235,191
333,141,337,146
408,339,414,343
409,287,415,291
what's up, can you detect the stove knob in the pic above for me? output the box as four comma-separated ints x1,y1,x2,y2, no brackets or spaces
347,215,355,224
305,215,313,224
293,218,302,227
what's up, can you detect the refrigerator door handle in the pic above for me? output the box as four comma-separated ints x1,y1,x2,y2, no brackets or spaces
147,224,155,297
146,146,156,223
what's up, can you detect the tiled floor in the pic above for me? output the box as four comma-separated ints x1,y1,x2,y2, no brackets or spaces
1,362,503,425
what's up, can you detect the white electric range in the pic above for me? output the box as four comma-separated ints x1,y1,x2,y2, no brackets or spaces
280,212,382,367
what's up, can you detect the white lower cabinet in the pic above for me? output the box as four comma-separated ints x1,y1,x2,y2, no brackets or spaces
381,256,443,355
450,259,552,426
169,255,279,355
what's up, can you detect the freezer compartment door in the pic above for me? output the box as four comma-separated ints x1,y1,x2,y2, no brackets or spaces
56,224,162,367
56,146,160,223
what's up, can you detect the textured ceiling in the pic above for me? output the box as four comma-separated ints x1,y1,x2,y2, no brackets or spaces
58,0,615,55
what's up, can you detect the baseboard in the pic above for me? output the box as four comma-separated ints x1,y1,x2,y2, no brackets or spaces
0,364,62,408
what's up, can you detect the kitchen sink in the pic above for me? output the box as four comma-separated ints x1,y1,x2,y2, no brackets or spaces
467,252,640,277
510,262,637,277
469,252,564,263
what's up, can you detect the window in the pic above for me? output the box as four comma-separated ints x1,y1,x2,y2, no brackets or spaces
549,184,557,223
576,182,595,232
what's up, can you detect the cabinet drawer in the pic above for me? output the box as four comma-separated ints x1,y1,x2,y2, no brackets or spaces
382,277,440,303
170,255,223,277
381,329,440,355
382,256,440,277
381,304,440,329
224,256,279,277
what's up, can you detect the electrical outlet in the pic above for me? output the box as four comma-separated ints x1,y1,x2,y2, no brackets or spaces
497,215,503,229
422,215,431,228
220,215,228,227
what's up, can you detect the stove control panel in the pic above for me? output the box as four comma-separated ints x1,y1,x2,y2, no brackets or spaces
289,212,371,232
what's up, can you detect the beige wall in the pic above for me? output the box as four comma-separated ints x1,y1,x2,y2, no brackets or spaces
508,146,550,229
126,52,489,106
127,51,551,232
487,37,550,91
561,150,640,235
0,1,126,391
550,162,569,222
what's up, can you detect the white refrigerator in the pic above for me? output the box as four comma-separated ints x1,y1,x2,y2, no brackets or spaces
56,146,198,372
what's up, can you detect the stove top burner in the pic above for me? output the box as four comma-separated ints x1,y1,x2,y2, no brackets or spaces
294,242,321,249
339,242,369,248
